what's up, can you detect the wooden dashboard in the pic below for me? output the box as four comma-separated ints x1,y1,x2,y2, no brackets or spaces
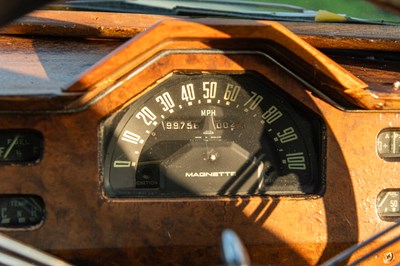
0,10,399,265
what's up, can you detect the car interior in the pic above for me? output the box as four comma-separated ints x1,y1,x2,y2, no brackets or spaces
0,1,398,265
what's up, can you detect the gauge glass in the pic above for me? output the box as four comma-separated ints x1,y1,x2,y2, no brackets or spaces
377,190,400,221
0,130,43,164
0,195,45,229
377,129,400,160
103,73,324,198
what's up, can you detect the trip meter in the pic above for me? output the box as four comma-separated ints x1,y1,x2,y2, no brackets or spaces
102,73,325,198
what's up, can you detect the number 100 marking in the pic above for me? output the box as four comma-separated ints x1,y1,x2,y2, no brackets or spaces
286,152,306,170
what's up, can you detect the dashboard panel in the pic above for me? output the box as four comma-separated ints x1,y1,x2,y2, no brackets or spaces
0,10,399,266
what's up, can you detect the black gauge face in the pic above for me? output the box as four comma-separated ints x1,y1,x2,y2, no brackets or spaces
0,195,45,229
0,130,43,164
103,73,324,198
377,129,400,160
377,190,400,221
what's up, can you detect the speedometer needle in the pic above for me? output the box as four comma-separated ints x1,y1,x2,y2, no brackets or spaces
202,113,217,135
3,136,19,159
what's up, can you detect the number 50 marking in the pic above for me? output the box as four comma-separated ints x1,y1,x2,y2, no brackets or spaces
203,82,217,99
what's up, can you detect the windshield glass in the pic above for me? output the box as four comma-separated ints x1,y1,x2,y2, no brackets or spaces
53,0,400,23
261,0,400,22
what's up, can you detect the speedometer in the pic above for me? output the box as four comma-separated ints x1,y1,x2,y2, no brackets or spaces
102,72,325,198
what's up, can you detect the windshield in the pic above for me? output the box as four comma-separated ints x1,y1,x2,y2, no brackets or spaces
51,0,400,23
259,0,400,22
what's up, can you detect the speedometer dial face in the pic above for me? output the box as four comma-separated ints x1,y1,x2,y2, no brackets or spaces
103,73,324,198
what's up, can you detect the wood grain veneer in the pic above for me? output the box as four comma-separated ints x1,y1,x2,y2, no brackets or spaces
1,60,399,265
61,18,368,111
0,12,398,111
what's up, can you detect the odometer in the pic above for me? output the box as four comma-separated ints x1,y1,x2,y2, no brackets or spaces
102,73,324,198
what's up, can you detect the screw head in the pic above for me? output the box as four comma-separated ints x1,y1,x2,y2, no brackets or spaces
383,252,394,264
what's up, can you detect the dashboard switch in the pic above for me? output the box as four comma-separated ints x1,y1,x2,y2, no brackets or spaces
377,129,400,160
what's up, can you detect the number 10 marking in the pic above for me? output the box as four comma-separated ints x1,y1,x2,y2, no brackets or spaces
121,130,143,144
